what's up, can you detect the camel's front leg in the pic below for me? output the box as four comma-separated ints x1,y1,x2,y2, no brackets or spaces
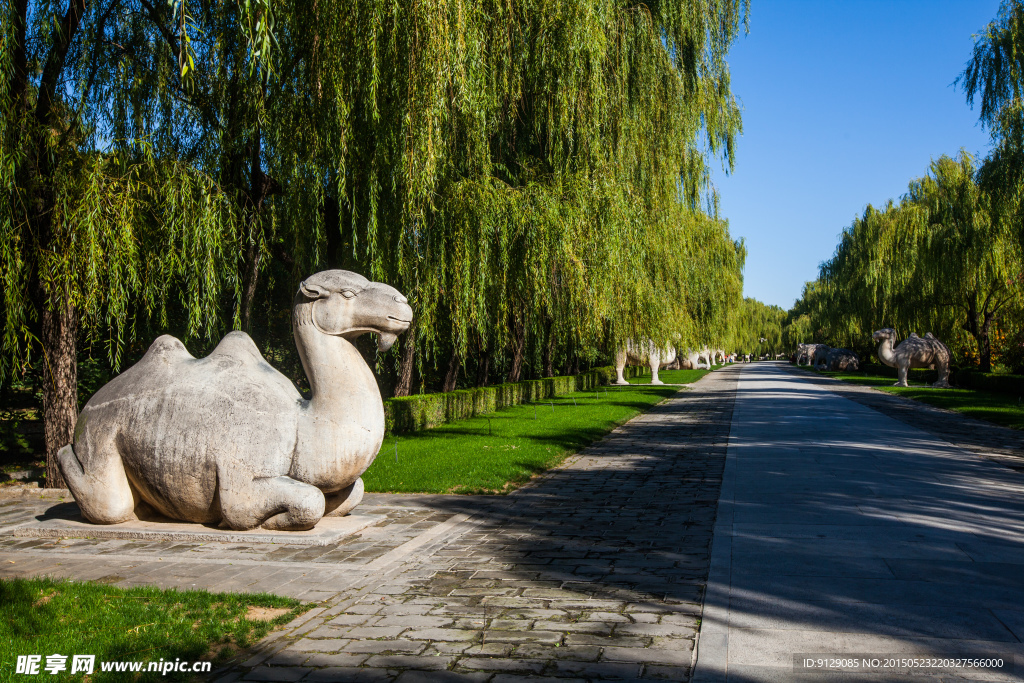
649,349,663,385
218,474,325,531
894,365,910,387
324,477,365,517
614,348,630,385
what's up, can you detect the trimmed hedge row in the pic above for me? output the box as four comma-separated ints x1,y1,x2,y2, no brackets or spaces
860,364,1024,394
954,369,1024,395
859,363,939,385
384,364,646,435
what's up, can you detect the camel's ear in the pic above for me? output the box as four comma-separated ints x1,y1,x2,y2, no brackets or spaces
300,281,329,300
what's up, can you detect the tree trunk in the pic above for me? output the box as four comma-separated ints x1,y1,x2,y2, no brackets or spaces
476,347,490,387
542,320,555,377
965,296,996,372
41,300,77,490
240,234,262,332
979,311,995,373
443,352,461,393
9,0,28,112
394,322,416,396
238,115,280,332
508,313,526,382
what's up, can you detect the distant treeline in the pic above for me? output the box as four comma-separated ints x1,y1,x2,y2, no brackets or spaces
785,1,1024,373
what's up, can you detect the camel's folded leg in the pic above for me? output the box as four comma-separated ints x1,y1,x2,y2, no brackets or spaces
218,473,325,531
58,442,137,524
324,477,365,517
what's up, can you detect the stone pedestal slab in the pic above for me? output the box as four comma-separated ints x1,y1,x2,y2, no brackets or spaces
1,510,383,546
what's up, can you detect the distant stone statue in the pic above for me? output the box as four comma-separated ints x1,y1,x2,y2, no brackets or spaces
58,270,413,530
795,343,829,367
614,340,678,385
872,328,951,388
794,343,811,365
826,347,859,371
678,348,709,370
812,344,831,369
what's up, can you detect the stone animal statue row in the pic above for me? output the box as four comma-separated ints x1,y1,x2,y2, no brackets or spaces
794,329,951,388
614,339,678,385
614,342,727,385
59,270,413,531
793,343,860,372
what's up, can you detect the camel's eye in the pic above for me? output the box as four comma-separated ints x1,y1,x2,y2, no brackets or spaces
340,290,356,299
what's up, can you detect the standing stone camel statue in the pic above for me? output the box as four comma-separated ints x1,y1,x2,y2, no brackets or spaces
58,270,413,530
614,340,678,385
872,328,951,388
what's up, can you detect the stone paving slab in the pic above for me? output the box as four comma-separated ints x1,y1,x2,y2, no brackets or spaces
0,369,739,681
693,363,1024,683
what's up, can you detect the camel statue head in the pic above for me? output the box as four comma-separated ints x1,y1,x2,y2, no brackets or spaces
872,328,896,343
296,270,413,351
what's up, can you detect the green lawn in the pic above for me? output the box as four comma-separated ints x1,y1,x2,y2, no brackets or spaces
800,367,1024,430
1,577,305,681
364,369,711,494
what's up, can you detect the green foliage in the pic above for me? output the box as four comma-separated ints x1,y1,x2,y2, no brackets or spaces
954,367,1024,395
1,0,750,470
728,297,787,355
0,577,304,681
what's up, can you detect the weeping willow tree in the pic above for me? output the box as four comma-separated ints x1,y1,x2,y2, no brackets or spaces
794,153,1022,370
728,297,785,356
2,0,748,483
0,1,272,485
960,0,1024,252
284,0,750,389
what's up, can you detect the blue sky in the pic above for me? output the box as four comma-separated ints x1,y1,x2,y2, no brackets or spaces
713,0,999,310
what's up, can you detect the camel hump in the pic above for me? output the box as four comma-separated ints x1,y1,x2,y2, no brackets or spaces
80,335,194,410
208,331,265,365
925,332,936,339
909,332,919,338
143,335,195,365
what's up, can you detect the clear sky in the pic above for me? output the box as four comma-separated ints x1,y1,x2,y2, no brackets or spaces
714,0,999,310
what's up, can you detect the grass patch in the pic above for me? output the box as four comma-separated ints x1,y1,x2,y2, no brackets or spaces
1,577,306,681
626,368,713,385
363,370,711,494
798,366,1024,430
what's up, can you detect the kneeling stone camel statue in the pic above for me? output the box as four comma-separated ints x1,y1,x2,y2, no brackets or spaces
872,328,951,388
58,270,413,530
614,340,677,385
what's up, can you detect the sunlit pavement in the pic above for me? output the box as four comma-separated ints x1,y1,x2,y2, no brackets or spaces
694,362,1024,683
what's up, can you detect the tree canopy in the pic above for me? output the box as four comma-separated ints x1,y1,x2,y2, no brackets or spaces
1,0,751,483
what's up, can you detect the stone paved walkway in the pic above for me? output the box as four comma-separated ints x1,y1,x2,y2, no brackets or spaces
0,368,739,682
693,362,1024,683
